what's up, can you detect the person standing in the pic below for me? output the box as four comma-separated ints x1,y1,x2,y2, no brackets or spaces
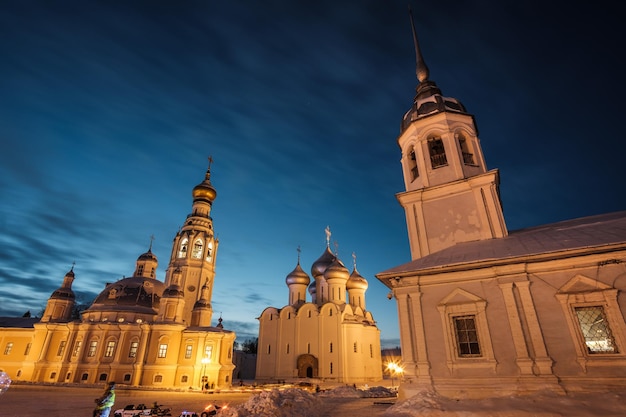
93,381,116,417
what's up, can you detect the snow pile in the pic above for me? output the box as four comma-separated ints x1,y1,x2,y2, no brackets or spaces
219,388,322,417
317,385,396,399
384,389,443,416
384,390,626,416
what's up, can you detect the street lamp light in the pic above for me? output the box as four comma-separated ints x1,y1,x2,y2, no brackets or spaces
386,361,404,388
201,357,210,390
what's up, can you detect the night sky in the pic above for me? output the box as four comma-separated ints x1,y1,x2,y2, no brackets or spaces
1,1,624,348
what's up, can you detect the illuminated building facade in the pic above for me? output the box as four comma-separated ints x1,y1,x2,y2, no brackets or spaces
377,18,626,399
256,229,383,383
0,164,235,389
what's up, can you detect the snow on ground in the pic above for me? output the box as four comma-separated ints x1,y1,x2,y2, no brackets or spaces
217,385,626,417
2,384,626,416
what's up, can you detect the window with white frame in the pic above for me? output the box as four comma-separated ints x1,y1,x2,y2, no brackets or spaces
87,341,98,357
185,344,193,359
158,344,168,358
104,341,116,357
129,341,139,358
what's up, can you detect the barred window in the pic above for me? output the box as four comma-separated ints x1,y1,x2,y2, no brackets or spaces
428,138,447,168
575,306,618,354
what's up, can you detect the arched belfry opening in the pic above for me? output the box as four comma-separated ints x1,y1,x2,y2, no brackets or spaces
297,354,318,378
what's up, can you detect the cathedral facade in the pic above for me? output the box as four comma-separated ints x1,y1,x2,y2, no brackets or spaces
376,19,626,399
0,165,236,389
256,229,383,384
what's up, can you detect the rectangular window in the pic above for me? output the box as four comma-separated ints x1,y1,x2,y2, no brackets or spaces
87,341,98,357
353,342,357,353
158,344,168,358
4,342,13,355
329,342,333,353
129,341,139,358
104,341,116,357
204,345,213,359
185,344,193,359
575,306,618,354
72,341,82,357
57,341,67,356
24,343,32,356
454,316,481,356
370,344,373,358
428,138,448,168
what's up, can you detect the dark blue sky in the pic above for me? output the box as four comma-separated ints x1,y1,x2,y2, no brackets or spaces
1,1,624,348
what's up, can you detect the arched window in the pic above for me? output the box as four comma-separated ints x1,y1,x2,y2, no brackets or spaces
178,238,188,258
206,240,214,262
408,146,419,180
457,133,475,165
428,137,447,168
192,239,203,259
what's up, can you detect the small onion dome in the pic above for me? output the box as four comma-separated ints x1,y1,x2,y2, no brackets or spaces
324,258,349,282
286,263,310,286
50,269,76,300
193,168,217,203
308,280,316,296
311,246,336,278
347,269,368,291
138,249,157,262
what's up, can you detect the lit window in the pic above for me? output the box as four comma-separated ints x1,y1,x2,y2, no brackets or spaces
88,341,98,357
72,341,81,357
204,345,213,359
185,344,193,359
4,342,13,355
158,344,168,358
129,341,139,358
178,239,188,258
575,306,618,354
192,239,203,259
206,240,214,261
57,341,66,356
454,315,481,357
428,138,447,168
104,341,116,357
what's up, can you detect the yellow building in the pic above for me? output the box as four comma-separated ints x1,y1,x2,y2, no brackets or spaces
256,228,383,384
0,164,235,389
377,19,626,399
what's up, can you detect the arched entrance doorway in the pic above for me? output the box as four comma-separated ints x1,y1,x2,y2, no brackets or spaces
297,354,318,378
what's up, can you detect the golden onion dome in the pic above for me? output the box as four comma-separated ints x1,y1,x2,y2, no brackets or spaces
193,174,217,203
324,258,349,282
286,263,311,286
308,281,316,295
311,246,336,278
347,268,368,291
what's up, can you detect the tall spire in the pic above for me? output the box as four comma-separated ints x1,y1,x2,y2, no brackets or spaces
409,5,429,84
407,6,442,102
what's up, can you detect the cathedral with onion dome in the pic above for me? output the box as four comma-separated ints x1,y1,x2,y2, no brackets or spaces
255,227,383,383
0,164,236,389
